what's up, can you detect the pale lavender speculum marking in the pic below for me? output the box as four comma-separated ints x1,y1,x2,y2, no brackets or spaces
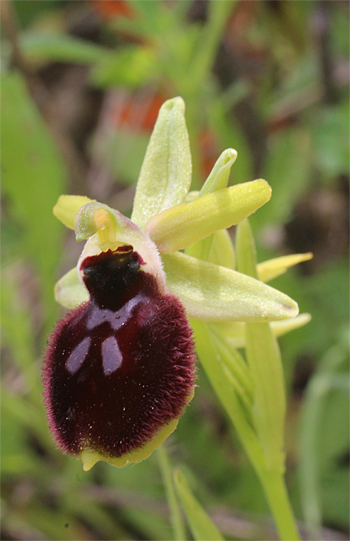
65,336,91,374
101,336,123,375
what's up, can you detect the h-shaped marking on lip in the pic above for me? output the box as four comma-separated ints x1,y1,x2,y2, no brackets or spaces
86,295,143,331
65,296,143,375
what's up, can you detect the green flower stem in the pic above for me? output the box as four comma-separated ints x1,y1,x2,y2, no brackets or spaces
259,470,300,541
157,445,186,541
235,219,300,541
190,320,266,477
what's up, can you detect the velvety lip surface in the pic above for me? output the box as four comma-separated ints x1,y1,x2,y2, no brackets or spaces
43,247,196,459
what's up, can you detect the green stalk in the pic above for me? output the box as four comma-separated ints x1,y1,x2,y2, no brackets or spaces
234,219,300,541
157,445,186,541
259,470,300,541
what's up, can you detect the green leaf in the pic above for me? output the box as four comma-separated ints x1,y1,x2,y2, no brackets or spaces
131,97,192,229
146,180,271,254
257,127,312,226
312,103,350,179
163,252,298,322
1,72,66,328
174,470,224,541
208,99,253,187
20,32,110,65
188,0,235,89
299,343,349,537
91,46,158,89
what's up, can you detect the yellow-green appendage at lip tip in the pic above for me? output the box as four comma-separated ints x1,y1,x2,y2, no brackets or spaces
80,418,179,471
80,387,195,471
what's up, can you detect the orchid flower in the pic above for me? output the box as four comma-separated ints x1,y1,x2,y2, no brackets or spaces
43,97,310,473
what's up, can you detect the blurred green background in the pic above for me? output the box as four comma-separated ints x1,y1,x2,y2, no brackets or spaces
1,1,349,539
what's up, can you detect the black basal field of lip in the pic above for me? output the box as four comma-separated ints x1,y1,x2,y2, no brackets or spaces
43,246,196,459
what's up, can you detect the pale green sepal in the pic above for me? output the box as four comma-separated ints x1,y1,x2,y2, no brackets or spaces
54,267,88,309
257,253,313,282
131,97,192,229
210,313,312,349
199,148,237,196
245,322,286,473
146,180,271,254
174,469,224,541
74,202,166,291
163,252,299,322
53,195,94,229
80,418,179,471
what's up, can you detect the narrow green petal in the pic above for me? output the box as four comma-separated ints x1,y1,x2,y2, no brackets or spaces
257,253,313,282
146,180,271,254
174,469,224,541
54,267,88,309
53,195,94,229
163,252,299,322
184,149,237,264
131,97,192,229
186,229,235,269
199,148,237,196
210,314,312,349
236,218,258,279
207,229,236,269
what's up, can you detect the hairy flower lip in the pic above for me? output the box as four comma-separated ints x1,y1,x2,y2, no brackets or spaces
44,246,197,467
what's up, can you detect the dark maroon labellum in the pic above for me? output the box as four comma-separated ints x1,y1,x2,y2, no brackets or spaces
43,246,196,460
